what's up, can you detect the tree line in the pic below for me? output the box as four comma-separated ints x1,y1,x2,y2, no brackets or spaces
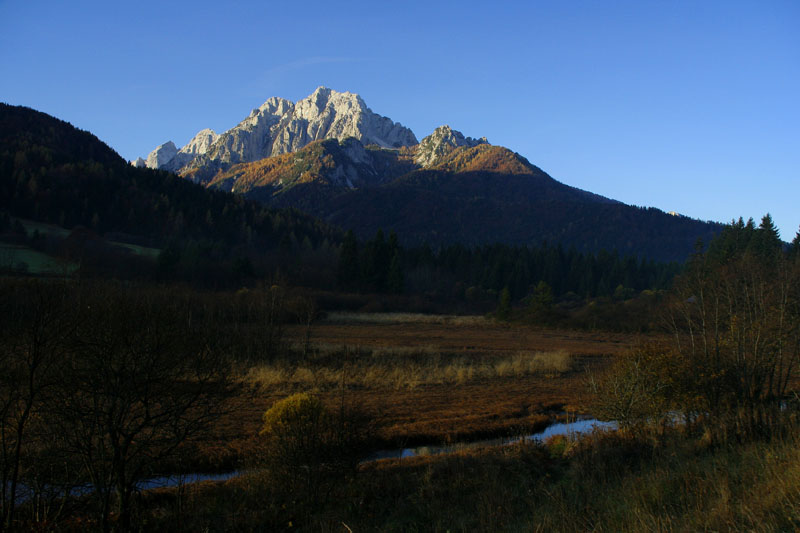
338,228,682,302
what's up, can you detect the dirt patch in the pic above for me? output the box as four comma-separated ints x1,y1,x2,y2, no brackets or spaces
289,320,642,358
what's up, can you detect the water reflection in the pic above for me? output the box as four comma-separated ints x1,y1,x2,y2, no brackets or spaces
365,417,617,462
136,471,239,491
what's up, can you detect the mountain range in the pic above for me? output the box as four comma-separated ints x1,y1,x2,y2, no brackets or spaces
140,87,721,261
1,102,683,300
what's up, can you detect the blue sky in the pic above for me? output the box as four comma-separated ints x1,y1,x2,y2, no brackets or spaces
1,0,798,239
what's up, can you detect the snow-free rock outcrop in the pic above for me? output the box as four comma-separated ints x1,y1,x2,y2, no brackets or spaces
145,141,178,170
139,87,417,183
414,125,487,167
182,128,219,156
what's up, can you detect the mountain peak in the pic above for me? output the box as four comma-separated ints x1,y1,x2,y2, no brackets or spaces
145,141,178,169
294,86,362,121
182,128,219,155
142,87,417,181
310,85,334,99
414,125,488,167
256,96,294,116
312,85,333,95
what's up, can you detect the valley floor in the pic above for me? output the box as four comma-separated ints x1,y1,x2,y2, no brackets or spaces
203,316,647,470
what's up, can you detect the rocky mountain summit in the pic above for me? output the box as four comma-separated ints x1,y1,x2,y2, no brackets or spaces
146,129,221,173
139,87,417,183
414,125,487,167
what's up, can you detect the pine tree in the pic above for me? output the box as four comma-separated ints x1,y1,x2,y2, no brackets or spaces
362,229,390,292
790,226,800,259
528,280,553,316
387,250,404,294
496,286,512,321
759,213,780,242
337,230,359,290
748,213,782,261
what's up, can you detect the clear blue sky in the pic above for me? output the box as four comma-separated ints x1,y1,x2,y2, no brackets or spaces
2,0,798,239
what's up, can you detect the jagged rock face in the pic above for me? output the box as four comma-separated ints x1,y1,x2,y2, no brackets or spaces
141,87,417,182
145,141,178,169
201,97,294,167
157,128,221,172
283,87,418,151
414,125,487,167
182,128,219,155
131,157,147,168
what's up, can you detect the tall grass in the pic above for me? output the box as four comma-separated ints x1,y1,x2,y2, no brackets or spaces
494,350,573,378
526,427,800,532
243,345,574,391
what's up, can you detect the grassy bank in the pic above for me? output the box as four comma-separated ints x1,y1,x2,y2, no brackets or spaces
133,422,800,531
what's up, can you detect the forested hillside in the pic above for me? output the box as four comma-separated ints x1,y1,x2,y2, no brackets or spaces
0,103,702,308
0,104,340,252
211,140,723,262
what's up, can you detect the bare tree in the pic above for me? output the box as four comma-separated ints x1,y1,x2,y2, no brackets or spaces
0,280,73,531
587,344,672,436
51,284,232,532
665,220,800,440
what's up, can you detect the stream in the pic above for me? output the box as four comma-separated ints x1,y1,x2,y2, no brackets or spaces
137,417,617,490
365,417,616,461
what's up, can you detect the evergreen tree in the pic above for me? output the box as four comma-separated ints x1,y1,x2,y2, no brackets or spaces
759,213,780,242
528,280,553,316
387,250,404,294
337,230,359,290
791,226,800,259
745,213,783,262
496,286,512,321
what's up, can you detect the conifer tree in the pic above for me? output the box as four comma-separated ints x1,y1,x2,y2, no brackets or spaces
791,226,800,259
496,286,511,321
387,250,404,294
362,229,389,292
528,280,553,316
337,230,359,290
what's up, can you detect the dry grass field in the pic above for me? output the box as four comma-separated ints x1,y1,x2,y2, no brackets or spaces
208,314,655,464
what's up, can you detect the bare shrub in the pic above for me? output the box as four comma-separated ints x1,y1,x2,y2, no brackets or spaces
587,344,672,435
